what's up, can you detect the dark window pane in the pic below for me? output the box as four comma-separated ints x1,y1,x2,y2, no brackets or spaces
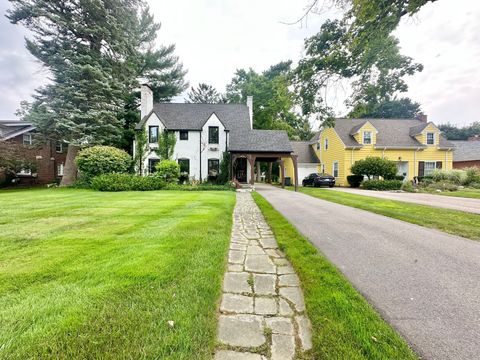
209,126,219,144
180,131,188,140
178,159,190,174
208,159,219,177
149,126,159,143
148,159,160,173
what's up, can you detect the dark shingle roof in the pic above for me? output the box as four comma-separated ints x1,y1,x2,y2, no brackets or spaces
229,130,293,153
290,141,319,163
451,141,480,162
331,118,453,149
135,103,251,132
0,120,35,140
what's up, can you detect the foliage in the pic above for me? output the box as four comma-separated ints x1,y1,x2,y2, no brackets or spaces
252,192,419,359
155,131,177,161
438,122,480,140
76,146,132,180
350,157,397,180
350,98,422,119
185,83,227,103
0,188,235,358
464,167,480,185
163,183,235,191
155,160,180,183
346,175,364,188
401,181,415,192
431,169,467,185
91,173,166,191
294,0,429,125
226,61,312,140
218,152,231,184
361,179,403,190
0,140,37,180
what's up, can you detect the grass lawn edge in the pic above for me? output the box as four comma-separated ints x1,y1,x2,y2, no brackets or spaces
252,191,418,360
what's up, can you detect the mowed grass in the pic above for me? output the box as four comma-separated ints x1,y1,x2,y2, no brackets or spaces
0,188,235,359
296,187,480,240
252,192,418,360
423,188,480,199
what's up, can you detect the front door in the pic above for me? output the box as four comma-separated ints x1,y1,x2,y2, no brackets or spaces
235,158,247,183
397,161,409,181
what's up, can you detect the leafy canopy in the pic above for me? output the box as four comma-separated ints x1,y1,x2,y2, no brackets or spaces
185,83,227,103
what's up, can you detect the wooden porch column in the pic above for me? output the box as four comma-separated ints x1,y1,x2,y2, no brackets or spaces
291,154,299,192
267,163,272,183
247,154,256,185
256,162,261,182
278,160,285,188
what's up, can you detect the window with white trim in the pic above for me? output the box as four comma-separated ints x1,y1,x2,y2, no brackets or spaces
363,131,372,144
56,142,63,153
424,161,436,176
333,161,339,178
23,133,32,146
426,132,435,145
18,168,32,175
324,138,329,150
57,163,64,176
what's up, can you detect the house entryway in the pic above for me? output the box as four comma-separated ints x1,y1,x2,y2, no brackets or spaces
397,161,409,180
234,157,248,183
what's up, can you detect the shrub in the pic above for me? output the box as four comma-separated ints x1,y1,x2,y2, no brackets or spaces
464,167,480,185
347,175,364,188
426,181,459,192
431,169,466,185
155,160,180,183
351,157,397,180
361,179,403,191
401,181,415,192
76,146,132,180
91,173,165,191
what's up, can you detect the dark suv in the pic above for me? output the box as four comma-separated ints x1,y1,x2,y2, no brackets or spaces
302,173,335,187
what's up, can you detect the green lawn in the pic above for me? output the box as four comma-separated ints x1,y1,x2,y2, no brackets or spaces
252,193,418,360
295,187,480,240
422,188,480,199
0,188,235,359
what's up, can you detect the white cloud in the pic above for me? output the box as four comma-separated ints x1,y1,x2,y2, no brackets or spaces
0,0,478,127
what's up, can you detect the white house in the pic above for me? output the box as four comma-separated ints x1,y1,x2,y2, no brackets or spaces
134,84,300,188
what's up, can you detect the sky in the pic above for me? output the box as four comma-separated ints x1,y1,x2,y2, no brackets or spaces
0,0,479,129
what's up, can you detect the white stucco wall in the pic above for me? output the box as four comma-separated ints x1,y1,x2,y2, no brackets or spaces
141,112,228,181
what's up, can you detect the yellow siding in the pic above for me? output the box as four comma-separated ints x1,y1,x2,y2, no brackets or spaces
352,122,378,145
284,157,294,181
415,123,441,146
316,128,346,185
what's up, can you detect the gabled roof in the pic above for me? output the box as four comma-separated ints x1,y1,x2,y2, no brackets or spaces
329,118,453,149
135,103,251,132
451,140,480,161
0,120,35,140
290,141,319,163
229,130,293,153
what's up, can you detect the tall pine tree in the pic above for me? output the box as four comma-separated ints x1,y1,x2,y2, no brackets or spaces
7,0,186,184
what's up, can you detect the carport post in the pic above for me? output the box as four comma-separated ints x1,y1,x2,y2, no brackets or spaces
279,160,285,188
292,154,298,192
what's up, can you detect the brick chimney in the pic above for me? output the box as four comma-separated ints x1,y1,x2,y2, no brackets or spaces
141,84,153,119
247,96,253,129
417,113,428,123
468,134,480,141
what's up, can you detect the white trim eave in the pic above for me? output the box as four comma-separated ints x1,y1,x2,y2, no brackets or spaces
2,125,36,140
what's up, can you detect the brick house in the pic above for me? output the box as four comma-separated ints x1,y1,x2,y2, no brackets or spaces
0,120,67,186
451,136,480,169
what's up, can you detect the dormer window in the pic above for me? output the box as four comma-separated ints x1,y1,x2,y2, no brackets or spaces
426,132,435,145
363,131,372,145
324,138,329,150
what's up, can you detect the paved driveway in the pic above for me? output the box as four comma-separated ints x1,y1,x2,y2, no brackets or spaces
329,187,480,214
256,184,480,360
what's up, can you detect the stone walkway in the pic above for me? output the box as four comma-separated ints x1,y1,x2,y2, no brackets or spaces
214,192,312,360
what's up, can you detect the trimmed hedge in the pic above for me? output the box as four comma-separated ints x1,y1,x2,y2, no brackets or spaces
361,179,403,191
91,173,165,192
76,146,132,179
347,175,364,188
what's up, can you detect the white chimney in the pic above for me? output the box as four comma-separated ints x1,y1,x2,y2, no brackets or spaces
141,84,153,119
247,96,253,129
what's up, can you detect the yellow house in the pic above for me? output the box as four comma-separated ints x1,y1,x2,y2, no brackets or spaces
285,118,454,186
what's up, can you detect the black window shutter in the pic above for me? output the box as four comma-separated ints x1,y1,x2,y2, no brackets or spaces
436,161,442,169
418,161,425,177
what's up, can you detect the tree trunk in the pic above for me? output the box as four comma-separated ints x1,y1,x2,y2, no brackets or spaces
60,144,80,186
256,162,261,182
